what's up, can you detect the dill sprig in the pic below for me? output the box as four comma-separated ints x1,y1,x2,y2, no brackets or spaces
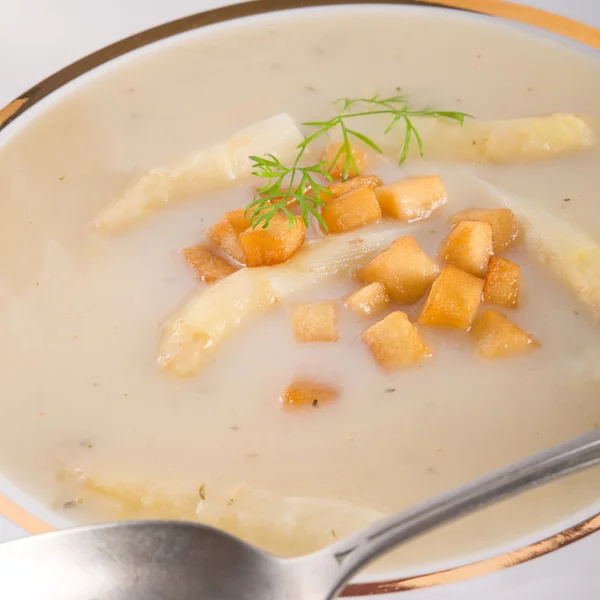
245,94,470,229
332,95,469,165
245,154,333,230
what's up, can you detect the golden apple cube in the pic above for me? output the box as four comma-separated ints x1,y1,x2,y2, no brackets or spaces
321,186,382,234
279,380,339,410
483,257,521,308
183,245,238,283
449,208,518,253
471,309,539,358
375,175,447,222
208,208,251,264
418,265,484,329
291,301,339,342
321,142,367,179
345,282,389,317
328,174,382,198
439,220,494,277
357,236,440,304
240,214,306,267
362,311,431,371
227,208,252,235
309,174,382,204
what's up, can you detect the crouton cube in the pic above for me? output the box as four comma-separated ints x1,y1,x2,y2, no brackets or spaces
183,245,238,283
345,282,389,317
483,257,520,308
208,208,251,264
291,301,338,342
357,236,439,304
240,214,306,267
375,175,447,222
449,208,518,252
321,142,367,179
227,208,252,235
310,174,382,204
279,380,339,409
418,265,484,329
321,186,382,233
438,220,493,277
305,175,382,205
471,309,539,358
262,193,301,210
362,311,431,371
328,174,381,198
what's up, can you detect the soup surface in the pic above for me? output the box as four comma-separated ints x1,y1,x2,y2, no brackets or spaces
0,6,599,569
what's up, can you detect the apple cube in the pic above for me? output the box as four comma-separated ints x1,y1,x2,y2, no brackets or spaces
328,174,381,198
357,236,440,304
483,257,520,308
321,142,367,178
438,220,493,277
418,265,484,329
240,214,306,267
321,185,382,234
183,245,238,283
362,311,431,371
471,309,539,358
345,282,389,317
291,301,339,342
375,175,447,222
208,208,251,264
449,208,518,252
279,380,339,410
226,208,252,235
306,174,382,205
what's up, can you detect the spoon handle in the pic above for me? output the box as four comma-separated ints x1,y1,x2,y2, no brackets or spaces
323,428,600,598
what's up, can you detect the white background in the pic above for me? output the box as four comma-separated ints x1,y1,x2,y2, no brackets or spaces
0,1,599,598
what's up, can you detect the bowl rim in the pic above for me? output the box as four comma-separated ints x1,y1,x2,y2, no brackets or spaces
1,0,600,133
0,0,599,595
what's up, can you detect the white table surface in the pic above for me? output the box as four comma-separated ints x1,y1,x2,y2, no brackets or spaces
0,1,599,598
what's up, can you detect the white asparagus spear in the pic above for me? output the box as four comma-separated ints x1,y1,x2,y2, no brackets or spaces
157,226,408,377
471,176,600,320
362,113,597,163
197,484,385,556
94,113,304,233
63,472,384,557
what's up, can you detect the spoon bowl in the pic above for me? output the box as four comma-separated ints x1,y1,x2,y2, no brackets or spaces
0,520,309,600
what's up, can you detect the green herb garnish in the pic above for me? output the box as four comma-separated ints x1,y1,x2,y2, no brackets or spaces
245,154,333,231
245,94,470,230
331,95,469,165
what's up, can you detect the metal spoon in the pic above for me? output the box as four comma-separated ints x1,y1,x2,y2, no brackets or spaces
1,428,599,600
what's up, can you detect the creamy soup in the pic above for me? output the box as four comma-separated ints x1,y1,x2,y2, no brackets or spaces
0,6,600,570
